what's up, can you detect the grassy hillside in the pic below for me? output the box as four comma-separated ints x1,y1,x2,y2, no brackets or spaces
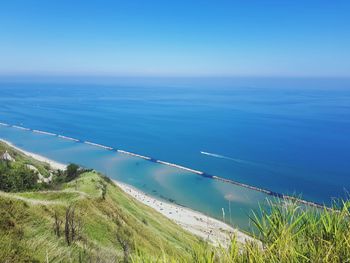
0,142,52,193
0,142,203,262
0,141,51,178
0,170,205,262
1,141,350,262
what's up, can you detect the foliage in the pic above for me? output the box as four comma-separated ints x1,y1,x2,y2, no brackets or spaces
66,163,80,181
0,161,39,192
0,171,199,262
132,200,350,263
1,141,349,262
0,198,40,262
2,170,349,263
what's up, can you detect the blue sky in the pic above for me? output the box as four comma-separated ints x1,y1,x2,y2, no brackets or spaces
0,0,349,77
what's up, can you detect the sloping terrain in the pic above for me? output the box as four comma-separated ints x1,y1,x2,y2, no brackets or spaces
0,141,202,262
0,171,203,262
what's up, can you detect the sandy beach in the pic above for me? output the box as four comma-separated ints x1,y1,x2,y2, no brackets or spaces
0,138,253,246
114,181,254,246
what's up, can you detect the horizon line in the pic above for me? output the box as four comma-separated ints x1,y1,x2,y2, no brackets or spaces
1,72,350,80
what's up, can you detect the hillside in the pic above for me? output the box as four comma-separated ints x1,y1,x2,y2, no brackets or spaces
0,141,203,262
1,141,350,263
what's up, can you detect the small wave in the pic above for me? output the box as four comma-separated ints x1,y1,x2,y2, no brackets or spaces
200,151,225,158
200,151,256,165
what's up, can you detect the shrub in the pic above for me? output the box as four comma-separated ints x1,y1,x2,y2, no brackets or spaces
66,163,80,181
0,162,39,192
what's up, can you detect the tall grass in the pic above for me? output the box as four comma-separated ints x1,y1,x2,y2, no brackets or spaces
132,199,350,262
248,200,350,262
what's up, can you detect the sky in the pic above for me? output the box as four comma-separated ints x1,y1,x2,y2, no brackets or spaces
0,0,349,77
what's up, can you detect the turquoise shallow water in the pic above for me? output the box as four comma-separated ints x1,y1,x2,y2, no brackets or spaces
0,124,267,232
0,78,350,231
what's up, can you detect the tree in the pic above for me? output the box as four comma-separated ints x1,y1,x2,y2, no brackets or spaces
66,163,79,181
0,163,38,192
14,166,38,191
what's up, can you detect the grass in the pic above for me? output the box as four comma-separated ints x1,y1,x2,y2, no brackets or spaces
0,171,203,262
2,174,349,263
1,141,349,262
0,141,202,262
16,191,81,201
131,200,350,263
0,141,51,177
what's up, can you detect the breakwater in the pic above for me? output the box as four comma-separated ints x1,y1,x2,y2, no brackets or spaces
1,121,329,210
117,150,151,160
12,125,30,131
210,175,328,210
33,129,57,136
156,160,203,175
57,135,80,142
84,141,113,150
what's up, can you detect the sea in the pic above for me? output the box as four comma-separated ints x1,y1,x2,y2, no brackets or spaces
0,77,349,232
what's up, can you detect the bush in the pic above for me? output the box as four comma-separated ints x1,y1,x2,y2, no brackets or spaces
0,161,39,192
66,163,80,181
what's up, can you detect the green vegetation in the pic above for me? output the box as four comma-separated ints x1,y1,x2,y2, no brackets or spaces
0,142,91,193
0,142,49,192
1,141,350,262
0,142,51,177
0,142,202,262
65,163,80,181
142,200,349,263
0,162,39,192
0,171,203,262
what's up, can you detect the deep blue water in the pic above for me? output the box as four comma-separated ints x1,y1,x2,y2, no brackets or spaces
0,77,350,230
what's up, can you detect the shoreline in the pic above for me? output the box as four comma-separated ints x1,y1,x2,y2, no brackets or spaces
0,139,67,170
114,180,254,246
0,123,327,211
0,138,253,246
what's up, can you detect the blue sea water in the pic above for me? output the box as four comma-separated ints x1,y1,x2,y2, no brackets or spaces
0,77,350,231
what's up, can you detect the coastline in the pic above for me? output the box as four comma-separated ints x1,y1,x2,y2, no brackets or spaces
114,181,254,246
0,138,253,246
0,139,67,170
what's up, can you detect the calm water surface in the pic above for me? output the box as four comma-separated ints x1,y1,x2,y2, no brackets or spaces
0,77,349,230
